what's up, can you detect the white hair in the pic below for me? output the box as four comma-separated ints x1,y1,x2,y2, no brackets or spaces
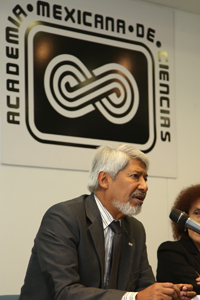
87,144,149,193
112,199,142,216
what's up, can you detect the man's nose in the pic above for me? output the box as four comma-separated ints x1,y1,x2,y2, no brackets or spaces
138,178,148,192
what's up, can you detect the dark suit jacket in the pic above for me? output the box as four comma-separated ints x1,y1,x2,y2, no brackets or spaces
157,237,200,293
19,194,155,300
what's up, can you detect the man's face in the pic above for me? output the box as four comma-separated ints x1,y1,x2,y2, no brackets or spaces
108,158,148,218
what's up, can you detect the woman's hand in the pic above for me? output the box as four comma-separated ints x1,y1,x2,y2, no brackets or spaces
195,276,200,285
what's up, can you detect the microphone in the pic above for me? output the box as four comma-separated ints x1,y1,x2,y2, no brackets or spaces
169,209,200,234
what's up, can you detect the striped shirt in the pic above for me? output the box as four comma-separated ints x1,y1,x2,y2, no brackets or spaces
94,195,137,300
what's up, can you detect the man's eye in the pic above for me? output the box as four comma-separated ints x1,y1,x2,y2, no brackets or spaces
131,174,138,178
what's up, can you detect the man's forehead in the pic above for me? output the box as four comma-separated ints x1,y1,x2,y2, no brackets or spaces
129,158,147,170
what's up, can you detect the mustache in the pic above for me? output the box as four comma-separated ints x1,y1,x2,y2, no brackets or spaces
130,190,146,199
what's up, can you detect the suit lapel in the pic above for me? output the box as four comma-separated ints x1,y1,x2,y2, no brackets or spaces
84,194,105,288
118,217,135,290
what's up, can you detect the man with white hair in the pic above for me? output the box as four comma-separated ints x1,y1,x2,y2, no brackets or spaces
19,144,196,300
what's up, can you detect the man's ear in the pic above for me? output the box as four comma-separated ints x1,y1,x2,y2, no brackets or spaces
97,171,110,189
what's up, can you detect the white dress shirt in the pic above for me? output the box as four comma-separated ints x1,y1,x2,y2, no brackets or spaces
94,195,138,300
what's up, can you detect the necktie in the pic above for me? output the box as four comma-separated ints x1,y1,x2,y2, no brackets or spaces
107,220,122,289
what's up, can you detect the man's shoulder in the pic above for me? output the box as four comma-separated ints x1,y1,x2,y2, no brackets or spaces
44,194,92,219
39,194,95,229
50,194,90,209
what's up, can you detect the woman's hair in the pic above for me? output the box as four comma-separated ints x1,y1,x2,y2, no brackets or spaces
87,144,149,193
171,184,200,240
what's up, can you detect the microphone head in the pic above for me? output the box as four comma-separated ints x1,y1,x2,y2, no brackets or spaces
169,209,189,226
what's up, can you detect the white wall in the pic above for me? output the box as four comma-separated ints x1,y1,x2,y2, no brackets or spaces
1,4,200,295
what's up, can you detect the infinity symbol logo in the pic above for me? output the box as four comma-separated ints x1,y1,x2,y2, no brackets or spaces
44,54,139,124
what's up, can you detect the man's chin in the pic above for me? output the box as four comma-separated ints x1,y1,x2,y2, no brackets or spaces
129,204,142,216
112,199,142,216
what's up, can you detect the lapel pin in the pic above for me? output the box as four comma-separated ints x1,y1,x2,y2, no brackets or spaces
128,242,133,246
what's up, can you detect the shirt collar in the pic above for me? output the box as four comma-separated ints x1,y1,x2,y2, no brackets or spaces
94,194,114,230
